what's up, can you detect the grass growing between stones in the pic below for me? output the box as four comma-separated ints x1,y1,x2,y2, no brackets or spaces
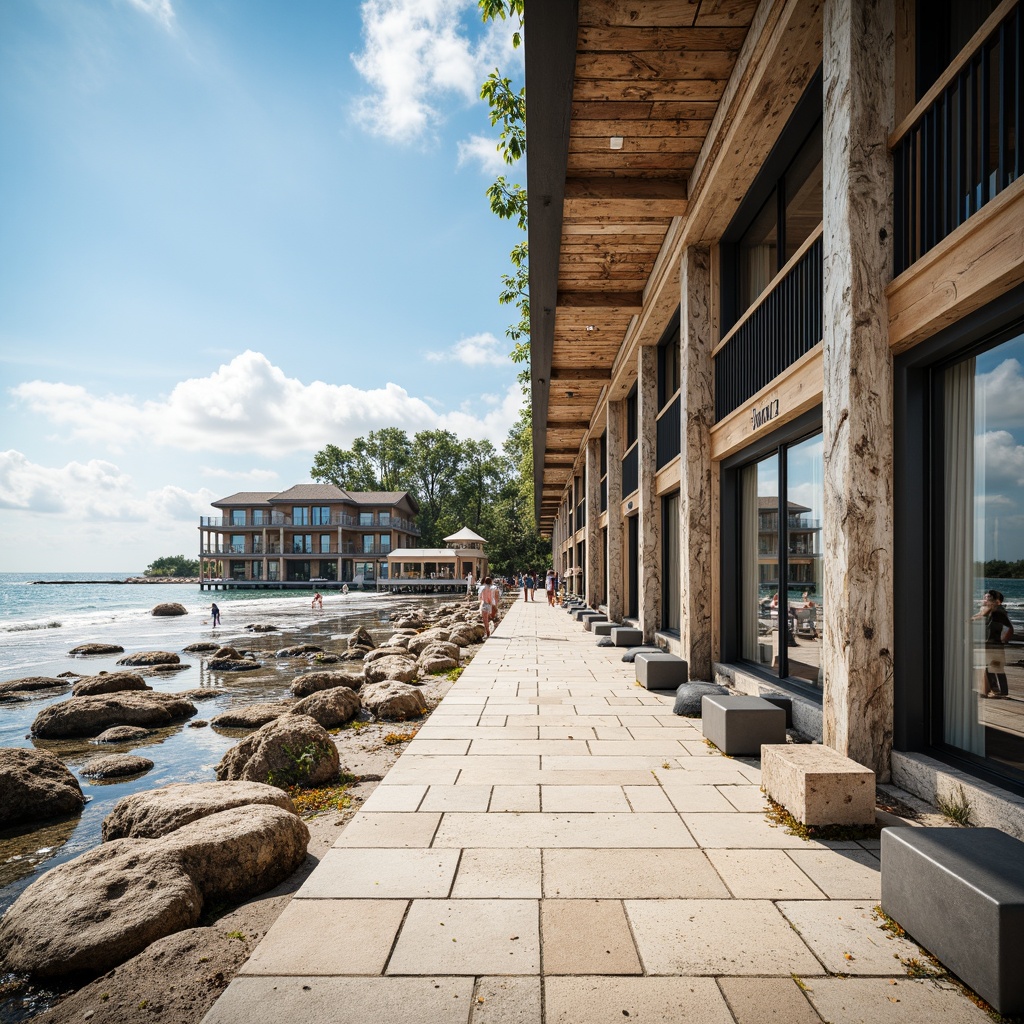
442,666,464,682
383,730,418,745
936,783,974,827
764,797,882,842
286,772,357,817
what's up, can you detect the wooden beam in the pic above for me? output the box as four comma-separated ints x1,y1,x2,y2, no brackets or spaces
557,290,643,310
563,176,688,217
576,25,749,50
572,79,726,103
571,100,719,120
548,420,591,430
550,367,610,380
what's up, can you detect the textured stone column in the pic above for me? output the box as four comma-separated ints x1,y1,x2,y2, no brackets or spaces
637,345,661,642
606,401,625,622
585,438,602,607
679,246,715,680
822,0,895,779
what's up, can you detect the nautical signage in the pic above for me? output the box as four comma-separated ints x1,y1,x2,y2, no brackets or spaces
750,397,780,432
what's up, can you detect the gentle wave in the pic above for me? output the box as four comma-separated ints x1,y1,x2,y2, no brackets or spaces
2,620,63,632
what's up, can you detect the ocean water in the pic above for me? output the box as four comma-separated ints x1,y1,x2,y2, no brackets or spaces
0,573,450,921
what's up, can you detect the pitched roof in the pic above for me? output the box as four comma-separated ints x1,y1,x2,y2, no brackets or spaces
444,527,488,543
211,492,277,508
349,491,420,513
211,485,420,513
269,484,352,502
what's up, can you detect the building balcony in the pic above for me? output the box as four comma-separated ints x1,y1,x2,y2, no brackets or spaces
199,513,419,534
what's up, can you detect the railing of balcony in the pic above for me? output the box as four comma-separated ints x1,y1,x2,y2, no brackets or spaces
892,1,1022,275
199,513,418,532
621,443,639,498
656,394,681,469
713,226,823,422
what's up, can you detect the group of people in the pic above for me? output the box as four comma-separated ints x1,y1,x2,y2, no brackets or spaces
514,569,563,606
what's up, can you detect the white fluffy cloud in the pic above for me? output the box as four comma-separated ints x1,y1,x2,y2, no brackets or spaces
0,450,214,521
457,133,509,175
125,0,175,29
351,0,516,142
199,466,280,482
11,350,521,455
426,331,510,367
978,357,1024,430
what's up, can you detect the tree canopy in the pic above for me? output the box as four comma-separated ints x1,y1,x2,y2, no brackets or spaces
144,555,199,577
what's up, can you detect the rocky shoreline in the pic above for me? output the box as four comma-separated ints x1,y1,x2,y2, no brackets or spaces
29,578,201,585
0,596,497,1023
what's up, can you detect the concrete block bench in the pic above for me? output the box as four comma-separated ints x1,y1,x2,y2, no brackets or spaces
573,608,596,622
881,826,1024,1015
583,614,608,631
610,626,644,647
592,621,618,637
759,693,793,728
635,652,688,691
701,695,786,756
761,744,874,825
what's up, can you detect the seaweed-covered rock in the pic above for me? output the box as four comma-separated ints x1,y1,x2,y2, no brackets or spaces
360,681,427,721
151,603,188,617
117,651,180,667
0,677,70,697
32,692,196,739
672,681,730,717
0,748,86,828
215,715,340,788
81,755,154,780
72,672,151,697
289,671,362,698
69,643,125,656
288,687,361,729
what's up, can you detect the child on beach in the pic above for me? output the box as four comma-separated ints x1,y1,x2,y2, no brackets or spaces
210,602,221,627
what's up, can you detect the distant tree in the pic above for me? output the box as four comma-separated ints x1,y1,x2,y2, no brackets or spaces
311,429,412,492
409,430,465,546
144,555,199,577
983,559,1024,579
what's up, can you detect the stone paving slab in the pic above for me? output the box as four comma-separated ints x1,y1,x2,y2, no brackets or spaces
203,598,988,1024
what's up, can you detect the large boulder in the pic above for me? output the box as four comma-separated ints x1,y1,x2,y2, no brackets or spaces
0,804,308,979
419,654,458,675
174,688,221,702
81,755,154,780
420,641,460,661
32,692,197,739
215,715,340,789
0,677,70,696
363,646,416,665
183,641,219,653
102,780,296,841
210,702,293,730
93,725,152,744
151,603,187,616
383,634,412,649
0,748,86,828
363,655,419,685
348,626,375,650
406,629,452,655
672,681,730,717
245,623,279,632
288,687,361,729
275,644,323,659
289,670,362,698
72,672,151,697
306,652,342,664
69,643,124,655
209,654,261,672
117,651,180,667
360,681,427,721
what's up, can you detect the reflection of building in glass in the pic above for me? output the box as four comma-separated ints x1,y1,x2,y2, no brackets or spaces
757,498,821,588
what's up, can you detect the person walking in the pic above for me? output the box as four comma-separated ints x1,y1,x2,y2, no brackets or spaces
545,569,556,606
210,602,221,628
479,576,499,637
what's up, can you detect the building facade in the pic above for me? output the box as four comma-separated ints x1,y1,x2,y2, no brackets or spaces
198,484,419,584
527,0,1024,820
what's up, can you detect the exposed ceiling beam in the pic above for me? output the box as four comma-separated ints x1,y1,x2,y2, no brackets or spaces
548,420,590,431
557,290,643,313
563,177,688,218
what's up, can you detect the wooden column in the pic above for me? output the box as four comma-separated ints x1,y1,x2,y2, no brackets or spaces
822,0,895,779
637,345,661,642
606,400,625,623
679,245,715,680
585,437,603,608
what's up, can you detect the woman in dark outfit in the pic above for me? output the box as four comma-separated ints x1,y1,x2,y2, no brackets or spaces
974,590,1013,697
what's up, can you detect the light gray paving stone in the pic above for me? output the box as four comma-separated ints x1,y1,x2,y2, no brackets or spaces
386,899,540,975
397,755,539,774
588,740,686,756
539,726,597,740
451,848,542,898
786,848,881,899
415,715,480,727
488,785,540,811
469,977,542,1024
541,786,631,813
801,977,991,1023
661,785,737,813
717,785,770,813
627,727,701,741
717,977,821,1024
543,977,735,1024
456,769,660,788
201,977,475,1024
682,813,860,849
297,848,459,899
433,812,696,849
419,727,539,740
625,899,822,976
541,900,641,974
623,785,675,812
409,739,472,755
652,766,754,786
419,785,493,812
384,767,462,786
478,716,508,726
334,811,441,848
239,899,406,975
704,849,826,900
542,755,680,772
360,785,427,812
469,740,591,756
543,849,729,899
778,900,925,974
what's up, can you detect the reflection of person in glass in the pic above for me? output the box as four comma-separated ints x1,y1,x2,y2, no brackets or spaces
973,590,1012,698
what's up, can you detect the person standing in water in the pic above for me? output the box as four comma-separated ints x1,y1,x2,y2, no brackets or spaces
210,602,221,627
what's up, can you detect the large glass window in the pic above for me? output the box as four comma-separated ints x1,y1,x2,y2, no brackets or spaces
380,535,391,553
231,509,246,526
292,534,312,554
319,534,331,554
355,561,374,581
363,534,375,553
739,433,823,684
292,506,309,525
662,492,680,632
359,511,373,526
252,509,265,525
941,331,1024,774
312,506,331,525
231,534,245,554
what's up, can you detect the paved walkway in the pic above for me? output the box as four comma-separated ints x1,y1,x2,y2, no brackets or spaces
203,600,988,1024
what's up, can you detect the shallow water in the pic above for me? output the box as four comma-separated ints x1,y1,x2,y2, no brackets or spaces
0,579,453,917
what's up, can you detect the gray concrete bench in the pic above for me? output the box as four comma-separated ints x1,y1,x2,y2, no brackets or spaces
701,695,786,756
881,826,1024,1015
592,621,618,637
573,608,596,622
610,626,644,647
635,652,688,691
583,614,608,631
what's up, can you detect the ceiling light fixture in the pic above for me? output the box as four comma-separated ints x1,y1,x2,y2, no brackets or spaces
609,136,623,150
585,324,595,332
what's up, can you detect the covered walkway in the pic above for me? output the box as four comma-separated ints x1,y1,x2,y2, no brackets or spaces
203,600,986,1024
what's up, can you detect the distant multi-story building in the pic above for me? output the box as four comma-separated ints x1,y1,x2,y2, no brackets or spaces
198,484,419,584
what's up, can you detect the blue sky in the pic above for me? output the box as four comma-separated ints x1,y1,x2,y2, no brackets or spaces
0,0,524,571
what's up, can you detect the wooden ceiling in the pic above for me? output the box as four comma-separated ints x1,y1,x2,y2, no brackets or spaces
535,0,761,531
